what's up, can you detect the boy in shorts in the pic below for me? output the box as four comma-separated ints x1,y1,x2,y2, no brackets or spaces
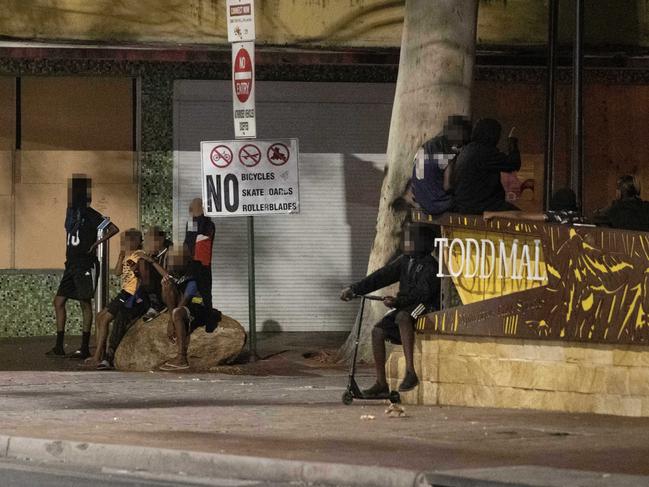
85,229,147,368
143,247,220,371
48,175,119,358
340,223,439,397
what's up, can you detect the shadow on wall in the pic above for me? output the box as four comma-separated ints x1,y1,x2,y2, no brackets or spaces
343,154,385,283
262,319,282,333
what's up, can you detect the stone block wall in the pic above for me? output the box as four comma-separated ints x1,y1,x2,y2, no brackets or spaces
386,336,649,417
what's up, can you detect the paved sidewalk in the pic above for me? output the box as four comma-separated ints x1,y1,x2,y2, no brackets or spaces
1,352,649,477
1,334,649,485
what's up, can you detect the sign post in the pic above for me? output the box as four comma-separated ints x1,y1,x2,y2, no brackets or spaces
226,0,259,360
232,41,256,139
201,139,300,361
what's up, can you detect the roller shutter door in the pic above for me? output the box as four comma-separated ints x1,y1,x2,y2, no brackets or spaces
173,80,394,331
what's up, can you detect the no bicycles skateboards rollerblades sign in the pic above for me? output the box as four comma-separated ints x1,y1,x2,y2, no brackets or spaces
200,139,300,217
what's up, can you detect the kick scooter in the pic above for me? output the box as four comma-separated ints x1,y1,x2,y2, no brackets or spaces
342,295,401,405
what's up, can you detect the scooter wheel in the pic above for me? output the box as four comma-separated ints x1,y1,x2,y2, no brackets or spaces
389,391,401,404
342,390,354,405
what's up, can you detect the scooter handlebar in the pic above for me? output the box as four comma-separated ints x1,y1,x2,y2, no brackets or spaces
353,294,385,301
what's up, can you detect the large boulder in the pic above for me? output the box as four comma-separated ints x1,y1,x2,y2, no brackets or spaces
114,312,247,371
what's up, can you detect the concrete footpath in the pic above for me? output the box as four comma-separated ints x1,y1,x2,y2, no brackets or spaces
1,336,649,486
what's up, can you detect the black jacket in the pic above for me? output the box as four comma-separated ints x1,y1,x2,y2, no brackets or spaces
452,118,521,214
593,197,649,232
350,254,439,310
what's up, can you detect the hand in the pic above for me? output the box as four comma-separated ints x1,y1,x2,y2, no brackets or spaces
167,321,176,344
383,296,396,308
340,287,354,301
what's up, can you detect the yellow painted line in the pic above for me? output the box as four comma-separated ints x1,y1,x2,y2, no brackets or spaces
608,294,617,324
617,286,641,340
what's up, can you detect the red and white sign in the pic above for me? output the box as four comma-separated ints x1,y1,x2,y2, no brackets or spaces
232,41,256,139
226,0,255,42
210,145,233,168
267,143,290,166
234,47,253,103
201,139,300,217
239,144,261,167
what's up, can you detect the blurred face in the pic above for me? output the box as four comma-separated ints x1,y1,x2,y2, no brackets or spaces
121,230,142,252
189,198,203,217
444,125,465,147
444,116,470,148
402,227,416,255
68,176,92,208
167,248,189,273
143,230,165,254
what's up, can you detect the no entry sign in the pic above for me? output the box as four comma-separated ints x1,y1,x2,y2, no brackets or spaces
201,139,300,217
232,41,256,138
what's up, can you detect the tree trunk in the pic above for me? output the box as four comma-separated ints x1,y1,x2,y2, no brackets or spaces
338,0,478,363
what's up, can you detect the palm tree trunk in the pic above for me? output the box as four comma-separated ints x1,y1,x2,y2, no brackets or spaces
339,0,478,363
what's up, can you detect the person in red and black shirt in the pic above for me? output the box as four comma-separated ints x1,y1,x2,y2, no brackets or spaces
48,175,119,358
184,198,215,309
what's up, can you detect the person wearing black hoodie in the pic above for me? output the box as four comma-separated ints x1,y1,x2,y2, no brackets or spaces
451,118,521,214
340,223,439,397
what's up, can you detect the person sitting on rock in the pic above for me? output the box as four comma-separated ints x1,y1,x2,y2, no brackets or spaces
142,247,221,371
340,222,439,397
102,227,172,369
85,229,148,369
141,226,172,323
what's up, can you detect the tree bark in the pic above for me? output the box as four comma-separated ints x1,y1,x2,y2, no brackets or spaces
339,0,478,363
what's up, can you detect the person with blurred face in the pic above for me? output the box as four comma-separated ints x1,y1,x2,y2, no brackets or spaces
184,198,215,310
452,118,521,214
141,226,172,323
142,247,220,371
85,229,147,369
403,115,472,215
48,175,119,358
340,223,439,397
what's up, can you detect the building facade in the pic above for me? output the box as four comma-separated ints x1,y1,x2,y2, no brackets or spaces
1,0,649,336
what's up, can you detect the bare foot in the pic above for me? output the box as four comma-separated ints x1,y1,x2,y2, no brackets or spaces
82,357,100,368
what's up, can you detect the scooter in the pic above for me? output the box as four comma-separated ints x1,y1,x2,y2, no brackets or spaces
342,295,401,405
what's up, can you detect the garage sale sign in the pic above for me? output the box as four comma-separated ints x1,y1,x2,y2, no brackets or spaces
201,139,300,217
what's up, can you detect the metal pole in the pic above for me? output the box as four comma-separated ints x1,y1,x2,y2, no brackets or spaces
247,215,257,360
571,0,584,208
543,0,559,211
94,224,110,318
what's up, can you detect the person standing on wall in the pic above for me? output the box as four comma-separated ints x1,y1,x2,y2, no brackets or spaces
47,174,119,358
184,198,215,309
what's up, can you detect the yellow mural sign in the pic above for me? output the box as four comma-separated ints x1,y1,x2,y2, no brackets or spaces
439,227,548,305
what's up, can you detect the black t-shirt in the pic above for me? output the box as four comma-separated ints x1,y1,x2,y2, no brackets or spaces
64,206,105,263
